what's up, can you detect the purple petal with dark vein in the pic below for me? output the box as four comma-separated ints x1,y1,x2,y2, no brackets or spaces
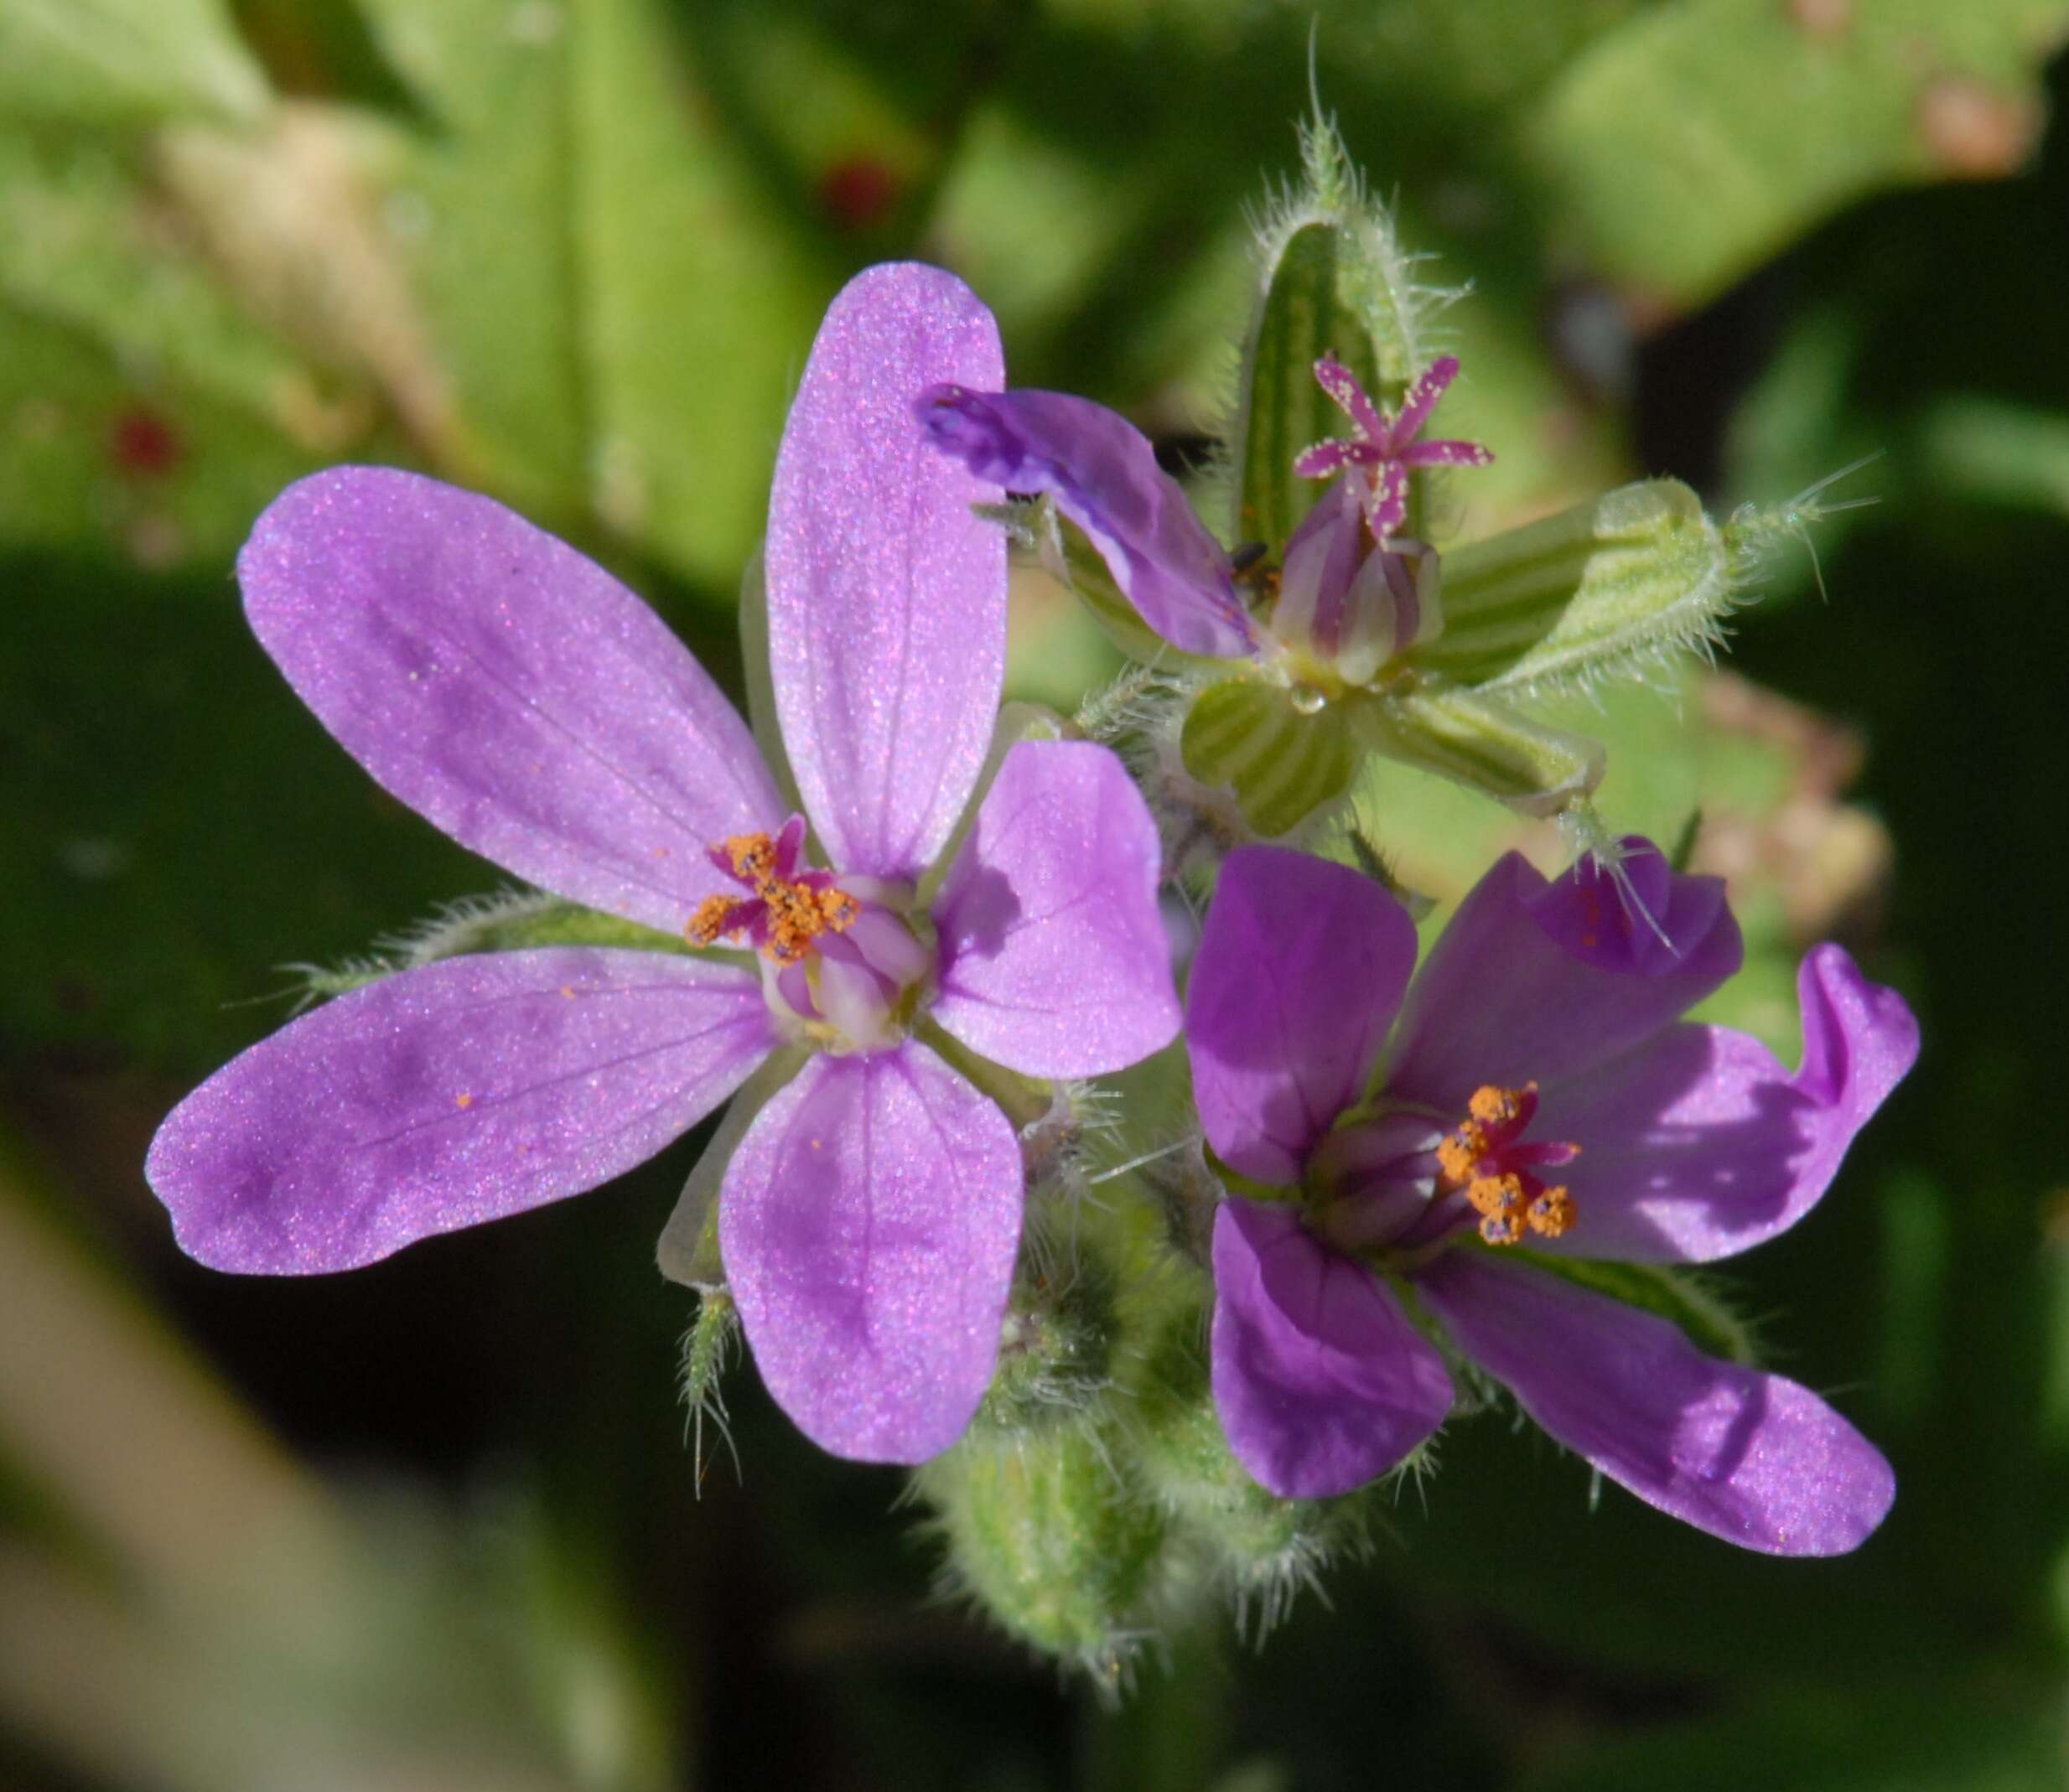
1188,847,1419,1185
766,262,1007,882
1527,944,1918,1263
145,950,775,1273
1212,1200,1453,1499
916,385,1257,660
718,1041,1022,1463
1418,1251,1894,1555
930,738,1179,1078
1384,849,1742,1115
240,467,782,935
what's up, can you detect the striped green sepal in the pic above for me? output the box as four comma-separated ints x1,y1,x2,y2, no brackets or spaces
1352,686,1605,818
1180,675,1358,838
1409,479,1731,693
1234,222,1392,553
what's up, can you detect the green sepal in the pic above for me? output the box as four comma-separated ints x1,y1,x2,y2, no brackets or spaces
1408,479,1733,694
737,546,806,816
915,699,1068,910
1512,1250,1756,1366
1200,1142,1299,1209
917,1423,1168,1668
1180,675,1359,838
1235,222,1391,553
655,1044,811,1290
1351,686,1605,819
300,892,749,1002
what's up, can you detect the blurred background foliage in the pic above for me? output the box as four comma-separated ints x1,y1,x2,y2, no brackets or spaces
3,0,2068,1786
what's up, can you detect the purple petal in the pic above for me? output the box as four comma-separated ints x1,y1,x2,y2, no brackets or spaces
1399,438,1496,469
145,950,775,1273
765,263,1007,882
1385,847,1742,1116
240,468,782,935
1313,353,1387,443
1529,945,1918,1263
1188,847,1419,1185
930,739,1180,1078
1526,836,1728,976
1418,1251,1894,1555
916,385,1258,660
1211,1200,1453,1498
1385,355,1460,452
718,1041,1022,1463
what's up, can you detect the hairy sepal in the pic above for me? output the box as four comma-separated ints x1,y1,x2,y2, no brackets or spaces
1350,686,1605,819
1409,479,1734,695
1180,675,1359,839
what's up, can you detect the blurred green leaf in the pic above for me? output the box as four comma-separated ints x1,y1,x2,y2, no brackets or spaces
0,0,272,127
1525,0,2069,306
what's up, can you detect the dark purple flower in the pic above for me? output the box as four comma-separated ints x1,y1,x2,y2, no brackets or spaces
145,263,1182,1465
1185,842,1916,1555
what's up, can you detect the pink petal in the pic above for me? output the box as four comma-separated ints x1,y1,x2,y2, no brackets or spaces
718,1042,1022,1463
1313,353,1387,442
1188,847,1419,1185
1385,355,1460,452
240,468,782,935
1530,945,1918,1262
145,950,775,1273
1419,1251,1893,1555
1385,847,1742,1116
765,263,1007,880
930,739,1180,1079
1211,1200,1453,1498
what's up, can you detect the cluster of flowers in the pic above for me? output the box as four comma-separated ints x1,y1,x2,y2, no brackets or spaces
148,253,1914,1572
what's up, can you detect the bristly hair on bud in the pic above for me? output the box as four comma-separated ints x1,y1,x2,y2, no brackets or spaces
1724,451,1885,603
1212,91,1467,546
678,1287,743,1493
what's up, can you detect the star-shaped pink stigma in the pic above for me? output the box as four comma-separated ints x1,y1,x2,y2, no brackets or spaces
1293,354,1493,540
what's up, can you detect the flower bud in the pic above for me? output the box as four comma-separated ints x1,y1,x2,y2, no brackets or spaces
1231,114,1435,551
918,1424,1169,1673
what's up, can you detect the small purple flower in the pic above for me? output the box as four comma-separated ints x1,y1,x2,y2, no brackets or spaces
1292,354,1494,541
1185,842,1916,1555
145,263,1181,1465
915,355,1489,686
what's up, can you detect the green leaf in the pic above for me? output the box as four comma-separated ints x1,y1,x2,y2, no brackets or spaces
565,0,826,588
1180,675,1360,839
0,0,272,127
1412,479,1734,694
1524,0,2069,306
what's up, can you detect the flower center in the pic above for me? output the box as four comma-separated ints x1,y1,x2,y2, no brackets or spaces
686,818,933,1054
1434,1082,1579,1247
687,826,858,966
